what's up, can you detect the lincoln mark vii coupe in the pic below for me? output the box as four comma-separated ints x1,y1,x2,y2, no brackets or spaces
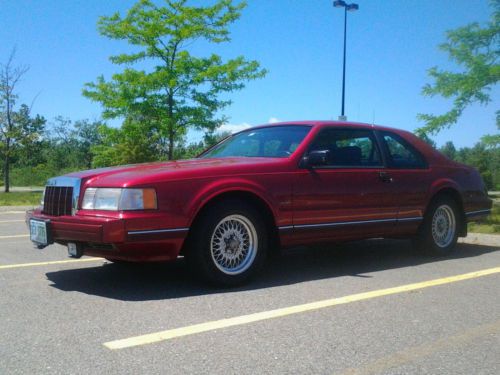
27,121,492,285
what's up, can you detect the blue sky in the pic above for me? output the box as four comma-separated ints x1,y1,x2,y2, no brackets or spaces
1,0,498,148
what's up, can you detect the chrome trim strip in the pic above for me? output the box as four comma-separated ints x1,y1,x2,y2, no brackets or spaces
398,217,423,222
278,216,423,231
294,218,397,229
465,209,491,217
128,228,189,235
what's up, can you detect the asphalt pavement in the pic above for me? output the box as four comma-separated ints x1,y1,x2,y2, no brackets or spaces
1,209,499,375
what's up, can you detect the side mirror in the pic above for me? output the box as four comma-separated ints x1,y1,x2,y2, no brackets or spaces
302,150,330,168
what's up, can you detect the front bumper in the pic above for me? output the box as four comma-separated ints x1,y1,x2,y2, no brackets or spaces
26,208,187,262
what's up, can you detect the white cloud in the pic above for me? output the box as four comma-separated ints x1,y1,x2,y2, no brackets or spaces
268,117,280,123
218,122,252,134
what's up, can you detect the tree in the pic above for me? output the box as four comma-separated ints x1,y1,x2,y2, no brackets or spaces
0,48,30,192
203,130,231,148
417,132,437,149
83,0,266,160
440,141,457,160
417,0,499,135
443,140,500,190
43,117,105,171
73,119,105,168
12,104,46,168
91,120,159,167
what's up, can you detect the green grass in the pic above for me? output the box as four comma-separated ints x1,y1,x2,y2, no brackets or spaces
468,199,500,234
0,191,42,206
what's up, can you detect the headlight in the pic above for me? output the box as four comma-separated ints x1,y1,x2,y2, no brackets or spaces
82,188,157,211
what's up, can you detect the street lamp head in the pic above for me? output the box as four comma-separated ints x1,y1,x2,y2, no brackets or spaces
346,3,359,11
333,0,347,8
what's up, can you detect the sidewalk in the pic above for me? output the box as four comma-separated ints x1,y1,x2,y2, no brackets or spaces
0,187,44,192
459,233,500,247
0,205,36,212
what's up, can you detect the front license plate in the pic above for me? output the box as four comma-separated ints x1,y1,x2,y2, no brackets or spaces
30,219,49,245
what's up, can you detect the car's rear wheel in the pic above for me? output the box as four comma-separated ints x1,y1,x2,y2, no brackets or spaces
186,200,268,286
415,196,460,255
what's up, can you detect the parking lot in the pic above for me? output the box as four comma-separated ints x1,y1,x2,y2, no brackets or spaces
1,209,499,375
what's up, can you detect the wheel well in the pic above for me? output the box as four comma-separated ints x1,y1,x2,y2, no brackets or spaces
181,191,280,255
427,188,467,237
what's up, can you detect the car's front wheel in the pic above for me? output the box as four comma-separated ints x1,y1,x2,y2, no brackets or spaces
186,200,268,286
415,196,460,255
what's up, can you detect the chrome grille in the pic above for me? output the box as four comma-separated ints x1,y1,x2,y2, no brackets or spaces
42,186,74,216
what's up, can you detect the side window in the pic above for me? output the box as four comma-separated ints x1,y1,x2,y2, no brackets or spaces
382,132,427,169
263,139,282,156
309,129,382,167
229,138,260,156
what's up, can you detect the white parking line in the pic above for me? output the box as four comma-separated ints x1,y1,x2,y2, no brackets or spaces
0,234,29,239
0,220,25,224
0,258,103,269
0,211,26,214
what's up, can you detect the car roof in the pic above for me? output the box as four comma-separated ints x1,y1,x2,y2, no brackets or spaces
229,120,449,165
250,120,397,132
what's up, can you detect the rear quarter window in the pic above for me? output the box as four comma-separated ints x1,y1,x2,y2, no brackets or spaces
381,132,428,169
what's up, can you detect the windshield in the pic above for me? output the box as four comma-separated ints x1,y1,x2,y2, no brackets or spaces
200,125,311,159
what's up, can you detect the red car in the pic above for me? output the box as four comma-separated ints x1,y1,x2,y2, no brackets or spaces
27,121,492,285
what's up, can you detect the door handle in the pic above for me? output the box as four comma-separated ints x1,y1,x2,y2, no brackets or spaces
379,171,393,183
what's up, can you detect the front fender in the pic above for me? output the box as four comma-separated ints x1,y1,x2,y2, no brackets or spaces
185,177,280,227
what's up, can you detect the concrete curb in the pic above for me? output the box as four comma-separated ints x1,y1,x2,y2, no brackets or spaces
459,233,500,247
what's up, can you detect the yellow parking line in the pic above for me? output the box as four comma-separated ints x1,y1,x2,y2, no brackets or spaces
104,266,500,350
0,220,25,224
0,258,103,269
0,211,26,214
0,234,29,239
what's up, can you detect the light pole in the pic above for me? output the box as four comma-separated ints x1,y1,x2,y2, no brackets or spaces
333,0,358,121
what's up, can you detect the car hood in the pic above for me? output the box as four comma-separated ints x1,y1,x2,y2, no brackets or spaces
66,157,290,187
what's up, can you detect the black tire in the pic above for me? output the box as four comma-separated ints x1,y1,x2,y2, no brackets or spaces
185,199,268,286
414,196,460,256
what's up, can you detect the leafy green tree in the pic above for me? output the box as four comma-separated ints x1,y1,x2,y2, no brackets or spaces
44,117,81,171
173,140,206,160
417,0,499,135
91,120,158,167
0,49,29,192
452,142,500,190
41,117,104,172
203,130,232,148
12,104,46,168
83,0,266,160
416,132,437,148
439,141,457,160
73,119,106,168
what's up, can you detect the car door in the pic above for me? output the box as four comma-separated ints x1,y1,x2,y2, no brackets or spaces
377,131,432,235
291,127,398,244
